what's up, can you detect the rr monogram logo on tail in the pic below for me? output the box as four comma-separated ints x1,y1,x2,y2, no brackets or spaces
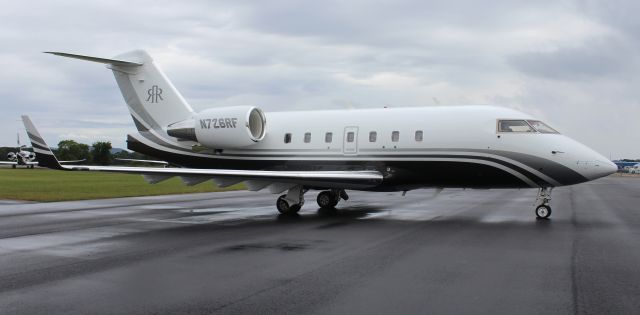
146,85,163,103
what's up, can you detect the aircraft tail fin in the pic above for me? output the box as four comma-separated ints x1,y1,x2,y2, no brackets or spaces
21,115,63,170
45,50,194,133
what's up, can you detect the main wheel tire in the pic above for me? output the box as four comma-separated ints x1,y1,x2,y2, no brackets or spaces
317,191,338,208
277,195,301,214
535,205,552,219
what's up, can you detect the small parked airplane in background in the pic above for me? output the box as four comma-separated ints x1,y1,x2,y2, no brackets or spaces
1,133,37,168
23,50,617,219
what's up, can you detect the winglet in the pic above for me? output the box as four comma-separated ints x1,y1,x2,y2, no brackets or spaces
21,115,64,170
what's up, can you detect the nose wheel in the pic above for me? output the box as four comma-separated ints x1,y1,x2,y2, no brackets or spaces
535,205,552,219
534,187,553,219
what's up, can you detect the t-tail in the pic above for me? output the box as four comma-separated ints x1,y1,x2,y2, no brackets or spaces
45,50,194,133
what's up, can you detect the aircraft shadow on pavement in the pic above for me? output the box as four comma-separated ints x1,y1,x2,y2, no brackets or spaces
276,206,386,223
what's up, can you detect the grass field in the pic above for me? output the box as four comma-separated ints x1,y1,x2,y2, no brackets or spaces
0,168,244,202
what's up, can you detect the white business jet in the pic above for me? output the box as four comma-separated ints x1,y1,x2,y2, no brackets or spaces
23,50,616,219
1,133,37,168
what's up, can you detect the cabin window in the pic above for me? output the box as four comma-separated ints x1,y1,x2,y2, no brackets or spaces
304,132,311,143
497,120,535,133
415,130,423,142
369,131,377,142
347,132,355,143
284,133,292,143
391,131,399,142
527,120,560,134
325,132,333,143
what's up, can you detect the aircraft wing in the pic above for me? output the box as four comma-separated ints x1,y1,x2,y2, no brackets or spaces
116,158,170,166
59,159,86,164
0,161,18,165
22,115,383,191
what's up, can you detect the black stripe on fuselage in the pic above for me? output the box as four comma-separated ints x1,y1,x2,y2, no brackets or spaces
127,135,590,189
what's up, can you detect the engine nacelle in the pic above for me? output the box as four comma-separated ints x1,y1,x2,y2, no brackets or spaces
7,152,16,161
167,106,266,149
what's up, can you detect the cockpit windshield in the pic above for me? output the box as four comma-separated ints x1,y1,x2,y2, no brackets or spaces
497,119,560,134
498,120,535,132
526,120,559,134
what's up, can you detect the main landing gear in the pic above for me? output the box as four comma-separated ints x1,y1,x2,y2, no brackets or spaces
316,189,348,209
534,187,553,219
276,185,305,215
275,187,349,215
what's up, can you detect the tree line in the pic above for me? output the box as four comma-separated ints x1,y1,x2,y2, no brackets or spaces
2,140,158,166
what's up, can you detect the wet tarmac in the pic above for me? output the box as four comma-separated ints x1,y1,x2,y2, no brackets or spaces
0,176,639,314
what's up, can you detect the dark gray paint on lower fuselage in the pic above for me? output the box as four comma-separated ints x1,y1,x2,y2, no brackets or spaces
127,135,590,190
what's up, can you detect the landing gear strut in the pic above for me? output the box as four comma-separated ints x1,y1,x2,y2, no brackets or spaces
316,189,348,209
534,187,553,219
276,185,305,215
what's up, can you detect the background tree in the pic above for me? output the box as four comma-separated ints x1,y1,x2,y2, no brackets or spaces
57,140,89,161
91,141,112,165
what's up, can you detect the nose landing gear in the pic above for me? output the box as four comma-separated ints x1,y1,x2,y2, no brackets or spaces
534,187,553,219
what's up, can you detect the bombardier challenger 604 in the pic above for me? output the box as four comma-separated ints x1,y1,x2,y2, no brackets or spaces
23,50,616,218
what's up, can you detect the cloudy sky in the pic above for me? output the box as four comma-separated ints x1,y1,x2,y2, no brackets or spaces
1,0,638,158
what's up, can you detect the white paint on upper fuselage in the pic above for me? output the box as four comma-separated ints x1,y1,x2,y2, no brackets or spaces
214,105,614,183
231,105,526,152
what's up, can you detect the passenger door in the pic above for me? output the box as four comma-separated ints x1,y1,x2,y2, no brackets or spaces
343,126,359,155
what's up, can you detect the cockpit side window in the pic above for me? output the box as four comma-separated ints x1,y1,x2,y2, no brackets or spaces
497,120,535,133
527,120,560,134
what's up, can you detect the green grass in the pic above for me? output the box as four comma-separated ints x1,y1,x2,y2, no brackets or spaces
0,168,245,202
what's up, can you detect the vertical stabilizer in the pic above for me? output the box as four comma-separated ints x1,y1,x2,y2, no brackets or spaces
109,50,194,131
45,50,194,133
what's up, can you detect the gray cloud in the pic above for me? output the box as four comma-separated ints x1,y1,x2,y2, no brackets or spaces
0,0,638,158
508,38,635,80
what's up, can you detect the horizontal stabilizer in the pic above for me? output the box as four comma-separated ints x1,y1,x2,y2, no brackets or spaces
44,52,143,67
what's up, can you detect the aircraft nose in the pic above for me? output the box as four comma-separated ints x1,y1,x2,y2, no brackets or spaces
604,160,618,175
579,159,617,180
